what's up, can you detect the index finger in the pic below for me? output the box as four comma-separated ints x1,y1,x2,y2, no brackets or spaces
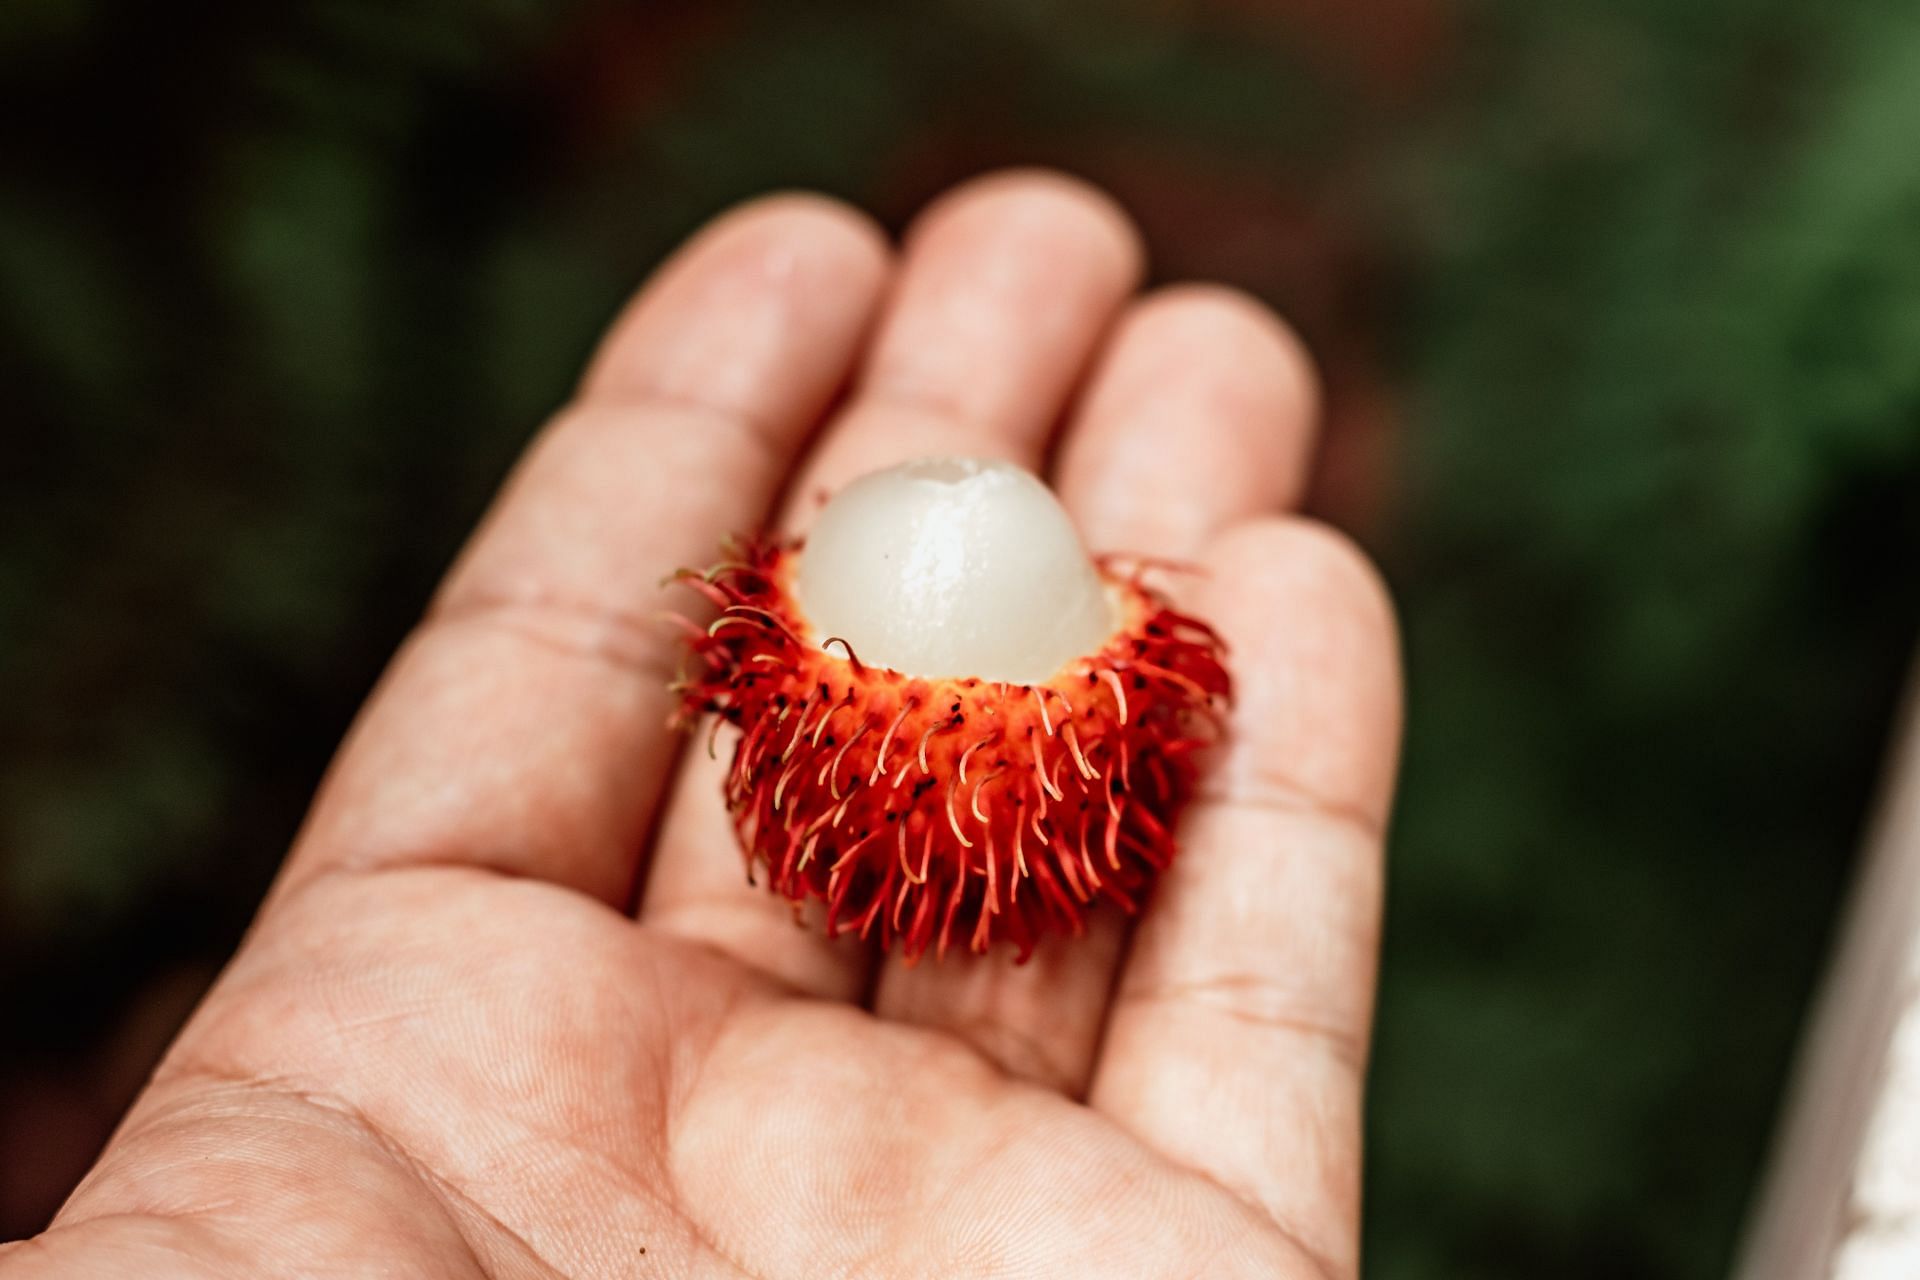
276,195,891,907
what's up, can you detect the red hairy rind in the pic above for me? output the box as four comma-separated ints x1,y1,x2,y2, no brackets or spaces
669,539,1230,963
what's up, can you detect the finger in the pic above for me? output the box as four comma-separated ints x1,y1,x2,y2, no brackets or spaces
1057,284,1322,550
1089,517,1401,1280
640,170,1144,1000
277,196,891,907
785,168,1147,515
870,285,1322,1092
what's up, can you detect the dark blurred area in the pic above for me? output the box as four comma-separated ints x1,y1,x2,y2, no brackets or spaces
3,1,1918,1275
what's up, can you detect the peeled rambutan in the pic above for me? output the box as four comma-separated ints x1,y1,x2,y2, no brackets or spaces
670,457,1230,962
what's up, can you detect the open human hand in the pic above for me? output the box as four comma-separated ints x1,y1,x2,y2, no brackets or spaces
1,172,1400,1279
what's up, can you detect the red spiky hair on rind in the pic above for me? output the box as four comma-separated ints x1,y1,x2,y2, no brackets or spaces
670,540,1230,963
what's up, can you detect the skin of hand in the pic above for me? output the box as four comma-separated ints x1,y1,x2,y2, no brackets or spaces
0,172,1400,1280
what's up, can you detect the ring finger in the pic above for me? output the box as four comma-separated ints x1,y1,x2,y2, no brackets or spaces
869,283,1324,1092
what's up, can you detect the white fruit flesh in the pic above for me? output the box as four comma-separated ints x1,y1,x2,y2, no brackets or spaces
794,457,1117,685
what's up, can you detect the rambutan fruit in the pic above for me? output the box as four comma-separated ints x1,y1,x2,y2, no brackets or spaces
671,457,1230,962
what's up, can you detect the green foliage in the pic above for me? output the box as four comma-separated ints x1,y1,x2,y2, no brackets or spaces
3,0,1918,1273
1377,3,1920,1274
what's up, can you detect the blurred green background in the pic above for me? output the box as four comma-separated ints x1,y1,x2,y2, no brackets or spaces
4,1,1919,1275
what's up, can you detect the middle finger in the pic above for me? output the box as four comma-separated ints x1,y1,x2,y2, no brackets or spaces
639,170,1144,1001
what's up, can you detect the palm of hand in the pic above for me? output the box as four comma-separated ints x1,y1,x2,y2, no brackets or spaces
98,871,1308,1278
7,173,1397,1280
